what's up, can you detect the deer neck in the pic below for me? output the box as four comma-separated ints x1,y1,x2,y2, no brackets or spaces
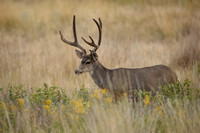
89,61,110,89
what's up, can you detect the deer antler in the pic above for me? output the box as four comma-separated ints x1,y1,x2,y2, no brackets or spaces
81,18,102,52
59,15,86,54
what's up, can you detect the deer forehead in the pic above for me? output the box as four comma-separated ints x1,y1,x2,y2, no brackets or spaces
81,56,92,63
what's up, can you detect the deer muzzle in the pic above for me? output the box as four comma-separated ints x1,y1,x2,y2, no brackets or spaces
75,70,83,75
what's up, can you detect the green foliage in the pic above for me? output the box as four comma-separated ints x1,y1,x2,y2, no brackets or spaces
8,84,27,102
0,80,199,132
72,84,90,103
30,83,69,105
0,83,70,108
158,79,199,101
135,79,200,104
136,89,152,100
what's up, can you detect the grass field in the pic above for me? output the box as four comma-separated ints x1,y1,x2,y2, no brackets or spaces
0,0,200,132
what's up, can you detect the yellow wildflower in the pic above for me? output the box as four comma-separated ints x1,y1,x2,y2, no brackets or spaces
101,89,107,94
61,105,65,110
178,110,183,116
24,109,29,113
123,93,127,98
76,99,83,108
86,101,91,108
104,97,112,105
18,98,24,106
51,111,56,115
68,113,73,119
143,95,150,105
156,106,163,115
94,90,101,94
1,102,7,109
44,105,50,110
95,94,101,99
91,90,101,99
70,99,76,106
45,99,51,105
10,105,17,111
76,107,85,114
157,106,161,110
75,99,85,114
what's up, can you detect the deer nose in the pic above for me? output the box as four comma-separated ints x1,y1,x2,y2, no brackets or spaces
75,70,82,75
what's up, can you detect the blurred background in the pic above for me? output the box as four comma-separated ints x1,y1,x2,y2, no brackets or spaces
0,0,199,93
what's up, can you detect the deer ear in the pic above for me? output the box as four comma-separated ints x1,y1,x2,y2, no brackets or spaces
75,50,84,59
91,52,98,61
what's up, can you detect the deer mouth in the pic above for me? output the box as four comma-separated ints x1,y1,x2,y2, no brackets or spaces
75,70,83,75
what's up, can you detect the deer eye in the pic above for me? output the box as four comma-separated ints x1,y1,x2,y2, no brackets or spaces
85,61,91,64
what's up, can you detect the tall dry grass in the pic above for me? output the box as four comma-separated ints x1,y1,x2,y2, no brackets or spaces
0,0,199,89
0,0,200,132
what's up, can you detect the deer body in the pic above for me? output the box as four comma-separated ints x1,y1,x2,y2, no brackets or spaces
90,62,177,94
59,16,178,100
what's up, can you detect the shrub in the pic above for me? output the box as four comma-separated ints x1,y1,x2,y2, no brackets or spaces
158,79,200,101
30,83,69,106
135,79,200,104
0,81,200,132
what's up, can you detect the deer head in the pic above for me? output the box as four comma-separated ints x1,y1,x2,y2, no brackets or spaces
59,15,102,75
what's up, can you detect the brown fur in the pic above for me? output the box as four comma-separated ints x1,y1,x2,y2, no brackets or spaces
88,59,178,100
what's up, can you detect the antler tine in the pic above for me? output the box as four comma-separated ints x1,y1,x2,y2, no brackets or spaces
81,36,98,48
93,18,102,47
81,17,102,52
59,15,86,54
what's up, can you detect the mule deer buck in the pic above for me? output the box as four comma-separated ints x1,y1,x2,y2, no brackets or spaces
59,16,178,100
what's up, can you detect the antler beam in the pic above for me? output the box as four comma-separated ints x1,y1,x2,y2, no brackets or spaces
81,18,102,52
59,15,86,54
